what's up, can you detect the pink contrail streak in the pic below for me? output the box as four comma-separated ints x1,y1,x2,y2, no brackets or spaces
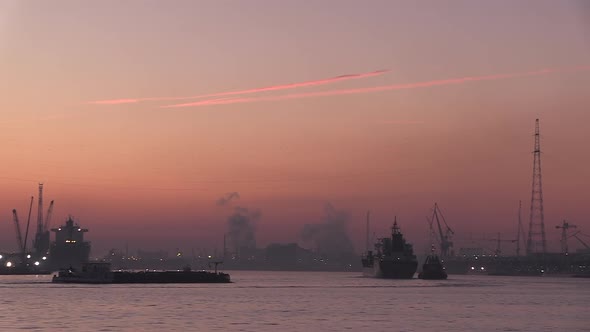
88,69,389,105
161,66,590,108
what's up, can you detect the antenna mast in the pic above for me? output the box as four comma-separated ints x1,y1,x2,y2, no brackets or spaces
526,119,547,255
516,201,523,256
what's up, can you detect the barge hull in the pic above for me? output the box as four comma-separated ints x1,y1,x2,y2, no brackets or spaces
112,271,231,283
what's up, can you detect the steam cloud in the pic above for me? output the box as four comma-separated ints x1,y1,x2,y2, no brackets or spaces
227,206,260,252
216,192,259,253
301,203,354,256
216,192,240,206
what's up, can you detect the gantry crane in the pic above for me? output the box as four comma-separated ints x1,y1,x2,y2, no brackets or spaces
431,203,454,257
43,200,54,232
22,196,34,255
569,231,589,251
556,220,577,255
487,233,516,256
12,209,24,256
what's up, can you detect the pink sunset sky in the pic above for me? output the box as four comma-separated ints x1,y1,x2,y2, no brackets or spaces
1,1,589,256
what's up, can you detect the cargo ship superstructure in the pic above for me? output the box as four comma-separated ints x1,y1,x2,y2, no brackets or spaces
49,217,91,270
362,218,418,279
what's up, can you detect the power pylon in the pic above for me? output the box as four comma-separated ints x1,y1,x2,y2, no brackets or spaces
526,119,547,255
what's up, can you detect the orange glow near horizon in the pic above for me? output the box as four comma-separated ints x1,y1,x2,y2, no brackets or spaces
1,1,589,255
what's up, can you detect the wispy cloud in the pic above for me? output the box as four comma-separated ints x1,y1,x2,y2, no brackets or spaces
161,66,590,108
379,120,425,125
87,69,389,105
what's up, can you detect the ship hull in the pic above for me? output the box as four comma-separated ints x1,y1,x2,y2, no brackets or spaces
53,270,231,284
52,276,112,284
363,260,417,279
112,271,231,283
418,265,448,280
49,243,91,271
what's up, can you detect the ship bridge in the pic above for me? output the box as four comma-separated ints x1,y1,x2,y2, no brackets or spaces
51,217,88,244
49,216,90,270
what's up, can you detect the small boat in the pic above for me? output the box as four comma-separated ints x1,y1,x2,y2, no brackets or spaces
418,247,448,280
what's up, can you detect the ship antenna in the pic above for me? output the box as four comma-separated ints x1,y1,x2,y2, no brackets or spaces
392,216,399,235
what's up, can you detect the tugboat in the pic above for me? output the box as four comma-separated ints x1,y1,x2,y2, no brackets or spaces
418,246,448,279
361,217,418,279
52,262,113,284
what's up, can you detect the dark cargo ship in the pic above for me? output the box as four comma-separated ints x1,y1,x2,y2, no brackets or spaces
361,218,418,279
49,217,91,271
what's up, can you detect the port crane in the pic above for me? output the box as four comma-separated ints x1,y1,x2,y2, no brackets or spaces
44,200,54,232
425,215,438,253
12,210,25,256
556,220,576,255
486,233,516,256
22,196,34,255
33,183,52,255
11,196,35,263
569,231,589,252
33,199,54,255
431,203,454,257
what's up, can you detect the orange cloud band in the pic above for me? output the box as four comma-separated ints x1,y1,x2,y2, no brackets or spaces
162,66,590,108
88,69,389,105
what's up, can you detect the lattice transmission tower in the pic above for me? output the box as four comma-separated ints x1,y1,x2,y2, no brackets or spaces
526,119,547,255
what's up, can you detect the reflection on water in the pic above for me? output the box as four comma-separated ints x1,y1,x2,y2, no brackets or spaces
0,272,588,331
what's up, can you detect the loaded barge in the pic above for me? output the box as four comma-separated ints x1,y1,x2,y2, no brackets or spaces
52,262,231,284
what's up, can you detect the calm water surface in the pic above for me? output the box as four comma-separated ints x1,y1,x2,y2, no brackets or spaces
0,271,588,331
